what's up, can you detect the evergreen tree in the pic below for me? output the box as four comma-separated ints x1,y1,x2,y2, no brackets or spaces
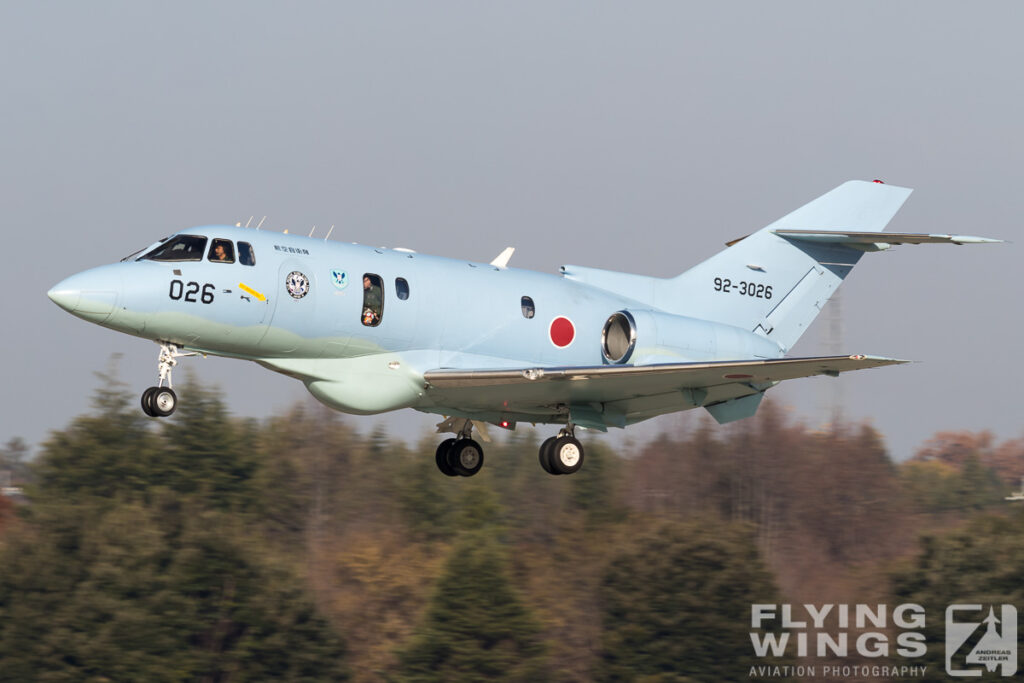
890,509,1024,682
568,439,625,526
155,373,260,510
1,370,348,681
596,520,785,682
0,500,348,682
397,435,456,540
398,488,546,681
31,363,156,505
30,368,260,511
0,436,30,485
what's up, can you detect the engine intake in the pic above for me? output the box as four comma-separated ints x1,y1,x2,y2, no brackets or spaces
601,311,637,364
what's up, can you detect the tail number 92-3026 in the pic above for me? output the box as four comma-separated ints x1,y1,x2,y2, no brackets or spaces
714,277,772,299
169,279,215,304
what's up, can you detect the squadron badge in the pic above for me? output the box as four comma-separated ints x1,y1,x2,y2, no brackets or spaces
286,271,310,299
331,269,349,290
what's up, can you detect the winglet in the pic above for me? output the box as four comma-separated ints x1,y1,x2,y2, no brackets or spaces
490,247,515,268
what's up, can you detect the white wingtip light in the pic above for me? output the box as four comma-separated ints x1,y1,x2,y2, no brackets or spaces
490,247,515,268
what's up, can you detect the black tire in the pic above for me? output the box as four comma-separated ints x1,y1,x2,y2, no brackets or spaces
538,436,558,475
550,436,584,475
151,387,177,417
449,438,484,477
435,438,458,477
141,387,158,417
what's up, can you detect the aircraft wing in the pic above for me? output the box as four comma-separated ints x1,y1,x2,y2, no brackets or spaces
423,355,906,428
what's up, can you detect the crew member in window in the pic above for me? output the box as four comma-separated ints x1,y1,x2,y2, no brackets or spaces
362,275,383,325
239,242,255,266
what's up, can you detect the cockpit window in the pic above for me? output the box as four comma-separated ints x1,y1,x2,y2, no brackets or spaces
122,248,147,262
124,237,168,262
141,235,208,262
208,239,235,263
238,241,255,266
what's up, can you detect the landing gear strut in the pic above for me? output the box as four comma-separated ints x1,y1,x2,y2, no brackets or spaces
141,343,193,418
434,420,484,477
539,424,585,476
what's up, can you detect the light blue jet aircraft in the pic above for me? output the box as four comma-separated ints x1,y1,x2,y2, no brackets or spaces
48,180,998,477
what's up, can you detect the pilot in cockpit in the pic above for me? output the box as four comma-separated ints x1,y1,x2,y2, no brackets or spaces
209,239,235,263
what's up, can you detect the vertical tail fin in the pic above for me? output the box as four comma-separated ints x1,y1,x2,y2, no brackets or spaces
658,180,913,352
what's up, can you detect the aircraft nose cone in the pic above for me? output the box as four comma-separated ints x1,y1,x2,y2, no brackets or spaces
47,267,121,322
47,283,81,312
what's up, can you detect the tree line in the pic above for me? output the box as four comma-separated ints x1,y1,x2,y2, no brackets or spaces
0,369,1021,681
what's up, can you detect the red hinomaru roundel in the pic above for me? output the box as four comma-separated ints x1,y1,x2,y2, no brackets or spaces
549,316,575,348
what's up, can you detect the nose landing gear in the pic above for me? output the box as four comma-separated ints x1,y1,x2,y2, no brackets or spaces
141,343,194,418
141,385,177,417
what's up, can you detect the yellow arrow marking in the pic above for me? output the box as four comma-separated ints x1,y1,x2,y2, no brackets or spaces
238,282,266,302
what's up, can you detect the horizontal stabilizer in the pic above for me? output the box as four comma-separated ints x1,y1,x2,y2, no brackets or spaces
774,230,1002,249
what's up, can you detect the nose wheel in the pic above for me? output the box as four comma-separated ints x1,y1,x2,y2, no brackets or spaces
141,342,193,418
142,386,177,417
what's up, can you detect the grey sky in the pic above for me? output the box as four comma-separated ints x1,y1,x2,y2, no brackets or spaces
2,2,1020,460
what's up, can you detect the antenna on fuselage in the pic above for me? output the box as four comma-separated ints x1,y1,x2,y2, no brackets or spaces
325,224,335,241
256,216,266,230
244,216,254,228
309,225,317,238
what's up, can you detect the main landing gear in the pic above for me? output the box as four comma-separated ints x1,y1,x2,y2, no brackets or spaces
538,425,585,476
435,424,485,477
434,417,486,477
141,343,193,418
432,419,586,477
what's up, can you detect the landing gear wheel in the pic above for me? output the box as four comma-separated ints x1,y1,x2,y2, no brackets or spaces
141,387,158,417
550,436,584,475
539,436,558,475
449,438,484,477
150,387,177,417
435,438,458,477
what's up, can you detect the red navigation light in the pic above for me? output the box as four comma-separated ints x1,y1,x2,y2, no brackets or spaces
872,179,885,184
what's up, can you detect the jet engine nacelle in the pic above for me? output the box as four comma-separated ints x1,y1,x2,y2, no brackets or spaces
600,309,783,365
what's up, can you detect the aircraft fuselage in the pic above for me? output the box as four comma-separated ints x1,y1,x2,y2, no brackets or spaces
49,225,780,418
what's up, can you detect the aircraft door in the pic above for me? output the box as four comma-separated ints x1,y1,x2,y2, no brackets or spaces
380,274,419,350
260,260,320,355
